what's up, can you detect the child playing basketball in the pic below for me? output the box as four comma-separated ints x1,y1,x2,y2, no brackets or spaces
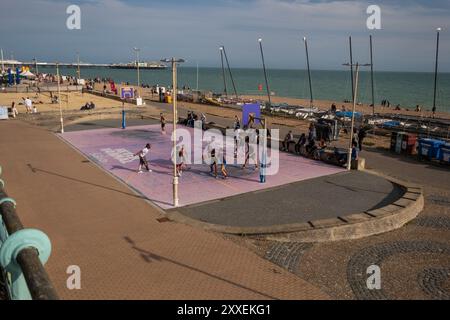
134,143,152,173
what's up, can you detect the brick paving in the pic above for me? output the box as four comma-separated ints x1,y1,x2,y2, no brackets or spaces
0,120,328,300
243,149,450,300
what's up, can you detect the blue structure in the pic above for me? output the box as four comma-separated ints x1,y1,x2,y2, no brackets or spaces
417,138,446,160
335,111,362,118
439,144,450,164
15,67,21,85
7,68,13,85
122,109,126,129
242,103,261,127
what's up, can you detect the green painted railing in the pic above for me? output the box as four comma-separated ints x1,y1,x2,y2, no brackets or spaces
0,165,58,300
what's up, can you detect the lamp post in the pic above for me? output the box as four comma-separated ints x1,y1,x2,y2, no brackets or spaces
76,51,81,81
0,49,4,72
161,57,185,207
342,63,371,170
369,35,375,115
432,28,442,116
133,47,141,98
56,62,64,133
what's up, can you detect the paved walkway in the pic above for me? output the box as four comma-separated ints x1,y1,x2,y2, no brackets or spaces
0,120,328,299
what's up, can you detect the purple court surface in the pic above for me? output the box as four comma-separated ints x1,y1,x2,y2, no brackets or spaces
60,124,344,209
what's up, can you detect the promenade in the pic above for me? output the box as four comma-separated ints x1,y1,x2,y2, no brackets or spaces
0,120,328,299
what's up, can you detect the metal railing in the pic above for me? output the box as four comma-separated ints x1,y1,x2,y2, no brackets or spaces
0,166,58,300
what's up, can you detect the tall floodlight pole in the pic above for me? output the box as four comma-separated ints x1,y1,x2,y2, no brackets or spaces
349,36,355,102
258,38,272,109
303,36,314,114
56,62,64,134
432,28,441,115
370,35,375,115
0,49,4,72
134,47,141,98
161,58,185,207
219,47,228,96
343,63,371,170
221,46,238,98
76,52,81,81
257,38,270,183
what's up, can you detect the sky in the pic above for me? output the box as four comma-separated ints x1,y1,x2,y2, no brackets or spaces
1,0,449,71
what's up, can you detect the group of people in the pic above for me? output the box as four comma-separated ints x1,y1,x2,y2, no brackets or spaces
22,97,37,113
281,121,364,165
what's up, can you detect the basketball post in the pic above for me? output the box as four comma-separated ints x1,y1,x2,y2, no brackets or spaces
121,100,126,129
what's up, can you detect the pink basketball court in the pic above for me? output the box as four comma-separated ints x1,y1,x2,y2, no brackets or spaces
60,124,344,209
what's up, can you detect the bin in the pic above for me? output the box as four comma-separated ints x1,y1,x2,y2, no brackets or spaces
417,138,446,160
401,134,417,155
390,132,397,152
395,132,406,154
439,144,450,164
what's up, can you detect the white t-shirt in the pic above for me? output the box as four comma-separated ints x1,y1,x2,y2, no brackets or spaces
139,147,149,158
25,99,32,108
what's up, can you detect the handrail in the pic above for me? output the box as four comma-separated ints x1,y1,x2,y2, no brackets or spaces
0,166,59,300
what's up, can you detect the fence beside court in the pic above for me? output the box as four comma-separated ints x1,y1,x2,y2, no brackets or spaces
0,165,58,300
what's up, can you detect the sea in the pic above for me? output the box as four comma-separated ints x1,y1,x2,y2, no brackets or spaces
39,66,450,113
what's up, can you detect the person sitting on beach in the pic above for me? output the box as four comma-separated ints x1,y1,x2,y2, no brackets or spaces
281,131,295,152
81,102,90,110
295,133,307,154
51,95,58,104
89,101,95,110
395,104,401,111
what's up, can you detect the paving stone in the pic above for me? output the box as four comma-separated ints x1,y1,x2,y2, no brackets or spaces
347,241,450,300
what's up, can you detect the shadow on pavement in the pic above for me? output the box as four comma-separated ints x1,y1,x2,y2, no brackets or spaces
123,235,280,300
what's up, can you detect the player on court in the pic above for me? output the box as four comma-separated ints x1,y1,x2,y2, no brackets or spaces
134,143,152,173
160,113,166,134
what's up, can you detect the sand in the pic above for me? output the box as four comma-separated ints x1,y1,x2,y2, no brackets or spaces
0,91,136,114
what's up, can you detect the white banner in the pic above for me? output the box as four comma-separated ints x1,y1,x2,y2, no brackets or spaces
0,106,9,120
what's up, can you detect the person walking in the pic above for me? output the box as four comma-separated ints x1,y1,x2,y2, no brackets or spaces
176,145,186,177
134,143,152,173
357,128,367,152
24,97,33,113
160,113,166,134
